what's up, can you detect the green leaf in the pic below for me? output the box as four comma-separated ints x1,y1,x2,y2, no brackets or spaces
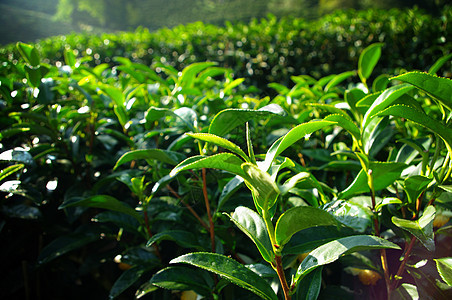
428,53,452,75
0,164,25,182
275,206,338,247
170,154,246,178
339,162,407,199
294,266,323,300
358,43,384,83
187,133,250,162
292,235,400,288
400,175,433,207
59,195,142,222
146,230,204,250
227,206,273,263
223,78,245,95
170,252,278,300
37,232,99,265
372,74,390,92
392,72,452,110
218,176,244,211
279,172,311,195
64,48,77,68
109,266,149,299
16,42,40,67
324,70,356,92
324,114,361,144
376,105,452,155
114,149,185,170
241,163,280,211
208,104,286,137
375,197,403,212
362,84,414,129
179,62,217,88
150,266,213,296
263,120,336,171
392,205,436,251
434,257,452,286
390,283,419,300
322,199,373,233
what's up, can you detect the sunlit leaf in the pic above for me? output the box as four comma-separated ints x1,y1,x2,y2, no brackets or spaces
170,252,278,300
114,149,185,170
392,205,436,251
227,206,273,263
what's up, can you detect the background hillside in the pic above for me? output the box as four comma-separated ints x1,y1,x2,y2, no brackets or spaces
0,0,447,45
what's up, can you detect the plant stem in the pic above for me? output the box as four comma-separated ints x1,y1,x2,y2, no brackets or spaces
369,170,391,296
275,254,291,300
143,208,162,260
390,236,417,291
167,184,210,230
202,168,216,253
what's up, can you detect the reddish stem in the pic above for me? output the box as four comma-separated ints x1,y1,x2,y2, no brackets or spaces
143,209,162,260
202,168,216,253
390,236,417,291
275,255,291,300
167,184,209,230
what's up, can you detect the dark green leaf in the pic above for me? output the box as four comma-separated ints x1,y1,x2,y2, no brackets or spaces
294,266,323,300
292,235,400,288
390,283,419,300
37,232,99,265
170,252,278,300
114,149,185,170
392,205,436,251
146,230,204,250
322,200,372,233
339,162,407,199
109,266,149,299
150,266,213,296
59,195,142,222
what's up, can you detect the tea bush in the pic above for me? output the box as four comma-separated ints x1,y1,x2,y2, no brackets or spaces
1,7,451,95
1,10,452,300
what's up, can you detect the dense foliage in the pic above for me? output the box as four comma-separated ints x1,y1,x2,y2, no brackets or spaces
1,8,452,300
2,7,451,95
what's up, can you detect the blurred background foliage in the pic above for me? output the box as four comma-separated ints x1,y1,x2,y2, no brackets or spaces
0,0,448,45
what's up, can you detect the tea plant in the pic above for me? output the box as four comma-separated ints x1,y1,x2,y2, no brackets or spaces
1,38,452,300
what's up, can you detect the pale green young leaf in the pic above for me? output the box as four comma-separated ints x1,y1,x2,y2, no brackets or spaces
262,120,336,171
208,104,286,137
186,133,250,163
362,84,414,129
324,70,356,92
358,43,384,83
16,42,40,67
114,149,185,170
170,252,278,300
274,206,338,247
392,205,436,251
324,114,361,144
0,164,25,182
241,163,280,211
170,154,246,178
227,206,273,263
